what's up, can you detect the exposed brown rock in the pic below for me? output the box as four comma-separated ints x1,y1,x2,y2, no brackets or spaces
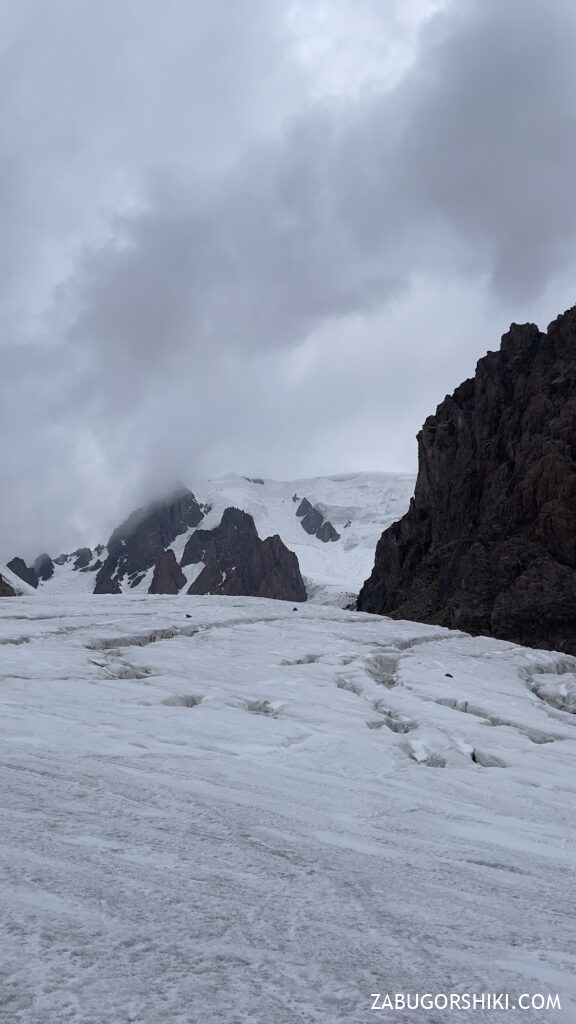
149,550,187,595
358,306,576,655
182,507,307,602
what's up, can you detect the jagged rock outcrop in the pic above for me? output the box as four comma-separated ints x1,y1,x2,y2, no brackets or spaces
0,572,16,597
358,307,576,655
295,497,340,543
149,550,187,595
72,548,92,570
300,506,324,536
34,553,54,581
316,521,340,543
181,507,307,602
95,486,204,594
7,557,38,589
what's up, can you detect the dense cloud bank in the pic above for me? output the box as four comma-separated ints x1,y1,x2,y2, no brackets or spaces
2,0,576,556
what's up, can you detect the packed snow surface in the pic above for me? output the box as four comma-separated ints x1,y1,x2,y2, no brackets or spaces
1,594,575,1023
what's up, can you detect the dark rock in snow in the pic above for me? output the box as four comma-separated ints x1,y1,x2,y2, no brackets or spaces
182,507,307,602
95,486,204,595
300,507,324,536
34,553,54,581
0,572,16,597
7,557,38,589
149,550,187,595
358,306,576,655
72,548,92,570
296,496,340,542
316,520,341,543
95,569,122,595
296,498,313,518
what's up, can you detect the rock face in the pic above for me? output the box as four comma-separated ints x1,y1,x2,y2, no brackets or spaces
316,520,340,543
295,497,340,543
149,550,187,595
300,506,324,536
7,557,38,589
358,307,576,655
296,498,313,518
182,507,307,602
34,553,54,581
72,548,92,570
0,572,16,597
95,487,204,594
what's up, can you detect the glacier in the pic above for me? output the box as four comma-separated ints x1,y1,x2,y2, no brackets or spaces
1,593,575,1022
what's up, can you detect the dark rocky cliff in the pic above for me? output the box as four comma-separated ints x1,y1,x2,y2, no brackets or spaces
358,306,576,655
7,557,38,589
182,507,307,602
295,497,340,543
95,487,204,594
0,572,16,597
149,550,187,595
34,553,55,582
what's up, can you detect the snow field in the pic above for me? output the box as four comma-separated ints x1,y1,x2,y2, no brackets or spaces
0,594,575,1022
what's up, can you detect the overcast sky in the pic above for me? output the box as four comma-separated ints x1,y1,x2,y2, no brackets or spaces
2,0,576,557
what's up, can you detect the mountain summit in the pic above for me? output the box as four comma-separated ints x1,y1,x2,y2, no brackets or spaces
5,474,414,605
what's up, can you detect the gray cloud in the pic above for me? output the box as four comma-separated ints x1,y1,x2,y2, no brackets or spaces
2,0,576,557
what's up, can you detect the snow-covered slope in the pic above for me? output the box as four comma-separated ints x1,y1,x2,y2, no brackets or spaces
0,561,36,596
1,594,575,1022
21,472,415,603
186,472,415,603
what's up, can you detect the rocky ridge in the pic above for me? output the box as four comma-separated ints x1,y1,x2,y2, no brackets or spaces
5,489,308,603
3,473,414,604
293,496,340,543
182,507,307,602
358,306,576,655
94,487,205,594
0,572,16,597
